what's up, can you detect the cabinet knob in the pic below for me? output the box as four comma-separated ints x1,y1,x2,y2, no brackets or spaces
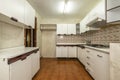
87,62,90,65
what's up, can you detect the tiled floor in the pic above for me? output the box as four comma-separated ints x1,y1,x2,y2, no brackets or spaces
33,58,93,80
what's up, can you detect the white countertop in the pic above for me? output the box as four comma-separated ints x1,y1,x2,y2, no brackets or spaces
85,46,109,54
0,47,39,58
56,43,109,53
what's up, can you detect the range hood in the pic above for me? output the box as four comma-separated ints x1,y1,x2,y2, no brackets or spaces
87,17,106,28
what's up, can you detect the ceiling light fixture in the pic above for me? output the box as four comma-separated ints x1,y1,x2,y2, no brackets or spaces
59,0,73,14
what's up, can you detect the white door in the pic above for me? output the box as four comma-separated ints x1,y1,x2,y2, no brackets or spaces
61,46,68,57
68,46,77,58
10,56,31,80
31,51,40,77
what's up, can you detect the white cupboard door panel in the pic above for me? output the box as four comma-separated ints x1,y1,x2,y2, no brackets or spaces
61,46,68,57
107,8,120,23
31,51,40,77
0,59,9,80
68,46,77,58
57,24,62,34
0,0,25,23
56,47,61,57
62,24,68,34
107,0,120,10
67,24,76,34
25,0,35,28
110,43,120,80
10,56,31,80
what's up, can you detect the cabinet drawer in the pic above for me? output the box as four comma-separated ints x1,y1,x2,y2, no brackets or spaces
86,67,95,79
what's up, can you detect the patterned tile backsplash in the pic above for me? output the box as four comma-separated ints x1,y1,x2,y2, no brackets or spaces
57,25,120,45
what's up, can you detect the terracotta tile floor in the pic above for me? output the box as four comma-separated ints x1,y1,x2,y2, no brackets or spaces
33,58,93,80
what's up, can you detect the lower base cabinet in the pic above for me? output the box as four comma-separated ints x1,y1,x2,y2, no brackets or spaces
56,46,77,58
0,49,40,80
85,48,109,80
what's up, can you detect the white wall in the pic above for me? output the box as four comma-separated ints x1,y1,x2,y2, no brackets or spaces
0,21,24,49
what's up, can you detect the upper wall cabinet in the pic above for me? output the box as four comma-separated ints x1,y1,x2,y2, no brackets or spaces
67,24,76,34
0,0,35,28
107,0,120,10
106,0,120,23
0,0,25,23
57,24,76,35
25,0,35,28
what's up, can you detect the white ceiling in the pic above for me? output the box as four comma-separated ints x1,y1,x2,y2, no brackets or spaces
27,0,101,23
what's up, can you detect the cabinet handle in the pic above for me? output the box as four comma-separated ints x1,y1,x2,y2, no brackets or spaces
86,56,90,59
86,50,90,53
87,62,90,65
20,56,27,61
28,25,32,28
97,55,103,58
10,17,18,22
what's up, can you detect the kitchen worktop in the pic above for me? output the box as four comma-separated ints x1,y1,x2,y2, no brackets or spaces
0,47,39,58
56,43,110,53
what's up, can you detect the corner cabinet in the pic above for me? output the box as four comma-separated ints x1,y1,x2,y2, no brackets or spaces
0,0,35,28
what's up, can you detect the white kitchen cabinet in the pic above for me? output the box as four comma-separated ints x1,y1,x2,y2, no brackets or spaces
67,24,76,34
56,46,68,57
85,48,109,80
0,48,40,80
110,43,120,80
25,0,35,28
56,46,62,57
0,0,25,23
68,46,77,58
107,7,120,23
57,24,67,34
31,51,40,77
107,0,120,10
10,55,31,80
61,46,68,57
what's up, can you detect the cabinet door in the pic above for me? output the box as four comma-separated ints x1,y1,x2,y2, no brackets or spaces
107,0,120,10
25,0,35,28
56,46,61,57
31,51,40,77
94,51,109,80
61,24,68,34
10,56,31,80
61,46,68,57
110,43,120,80
68,46,77,58
0,0,25,23
57,24,62,34
107,8,120,23
67,24,76,34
